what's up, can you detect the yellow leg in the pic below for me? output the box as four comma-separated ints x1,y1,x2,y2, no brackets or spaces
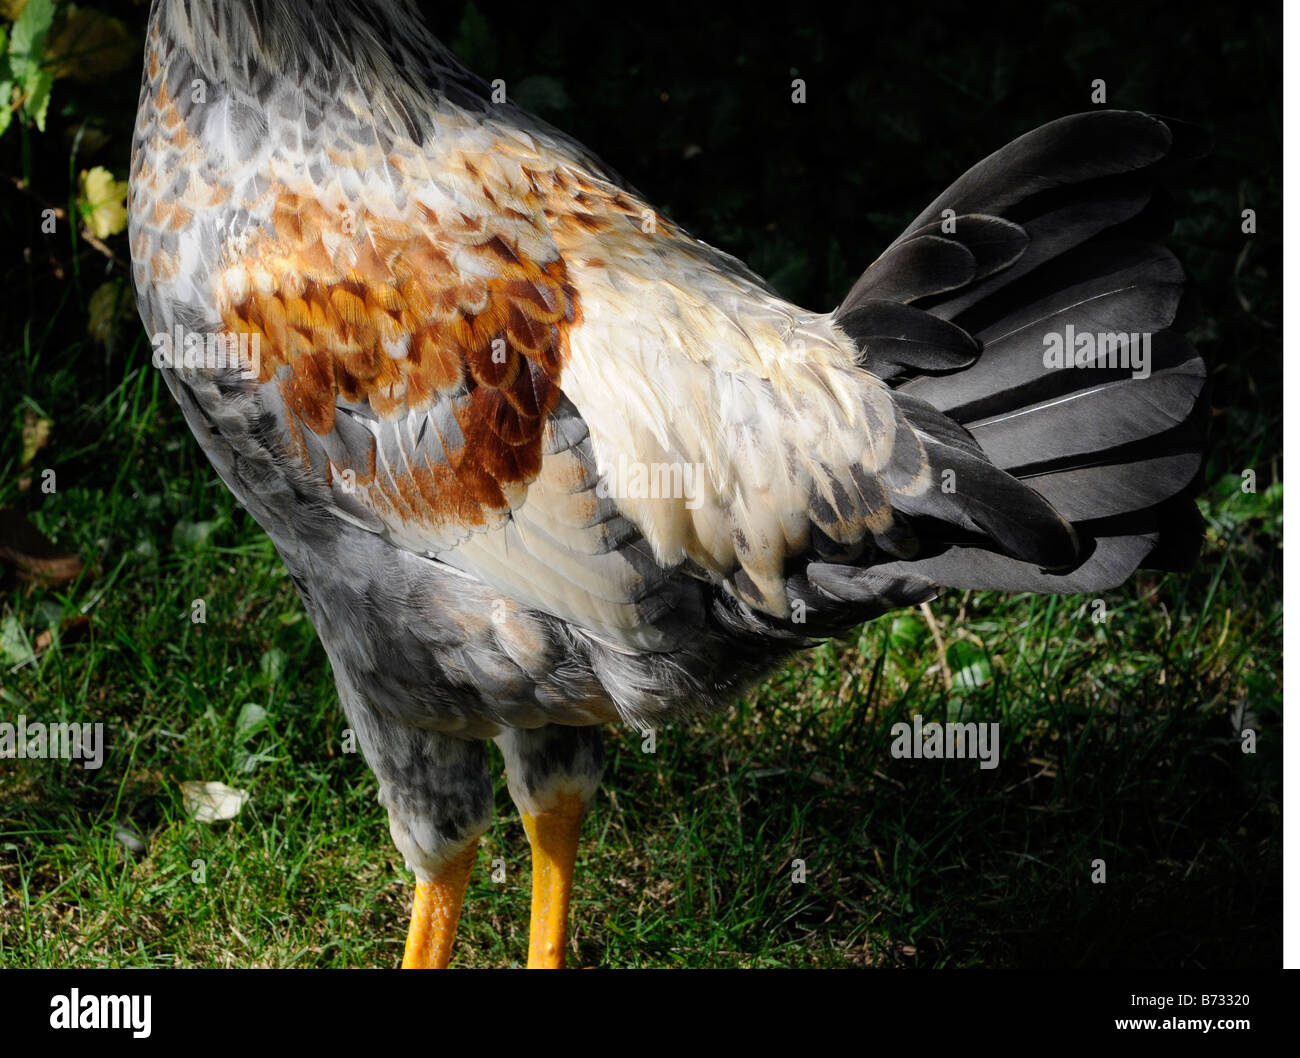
521,793,587,969
401,841,477,969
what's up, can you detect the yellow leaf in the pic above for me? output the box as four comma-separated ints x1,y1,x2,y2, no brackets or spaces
0,0,28,22
78,165,127,239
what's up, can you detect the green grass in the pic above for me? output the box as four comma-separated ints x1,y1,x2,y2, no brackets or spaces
0,323,1281,969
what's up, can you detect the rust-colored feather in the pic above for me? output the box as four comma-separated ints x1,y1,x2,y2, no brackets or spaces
217,187,580,529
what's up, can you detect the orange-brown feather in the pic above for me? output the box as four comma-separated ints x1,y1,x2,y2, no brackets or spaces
218,189,580,533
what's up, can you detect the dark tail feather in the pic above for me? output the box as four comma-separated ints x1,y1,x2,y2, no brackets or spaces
837,110,1207,594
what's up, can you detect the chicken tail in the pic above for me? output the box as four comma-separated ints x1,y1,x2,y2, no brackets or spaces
834,110,1208,593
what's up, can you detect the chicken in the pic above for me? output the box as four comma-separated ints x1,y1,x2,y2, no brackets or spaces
128,0,1206,968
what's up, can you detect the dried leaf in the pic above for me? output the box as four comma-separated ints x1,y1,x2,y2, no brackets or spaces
86,280,123,346
33,614,90,655
46,4,133,81
179,781,250,823
0,506,85,587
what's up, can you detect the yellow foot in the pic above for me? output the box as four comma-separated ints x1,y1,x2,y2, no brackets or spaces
401,841,478,969
521,793,587,968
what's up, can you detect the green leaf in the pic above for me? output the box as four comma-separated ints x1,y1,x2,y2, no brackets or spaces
0,81,13,138
7,0,53,132
23,65,49,130
8,0,55,81
257,647,286,685
0,614,35,667
234,703,269,743
171,519,218,550
888,612,926,654
946,640,992,692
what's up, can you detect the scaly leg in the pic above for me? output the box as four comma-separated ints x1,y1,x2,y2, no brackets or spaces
401,840,479,968
496,726,605,969
521,794,587,968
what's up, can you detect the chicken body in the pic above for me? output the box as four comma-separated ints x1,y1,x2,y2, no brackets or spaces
129,0,1204,966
